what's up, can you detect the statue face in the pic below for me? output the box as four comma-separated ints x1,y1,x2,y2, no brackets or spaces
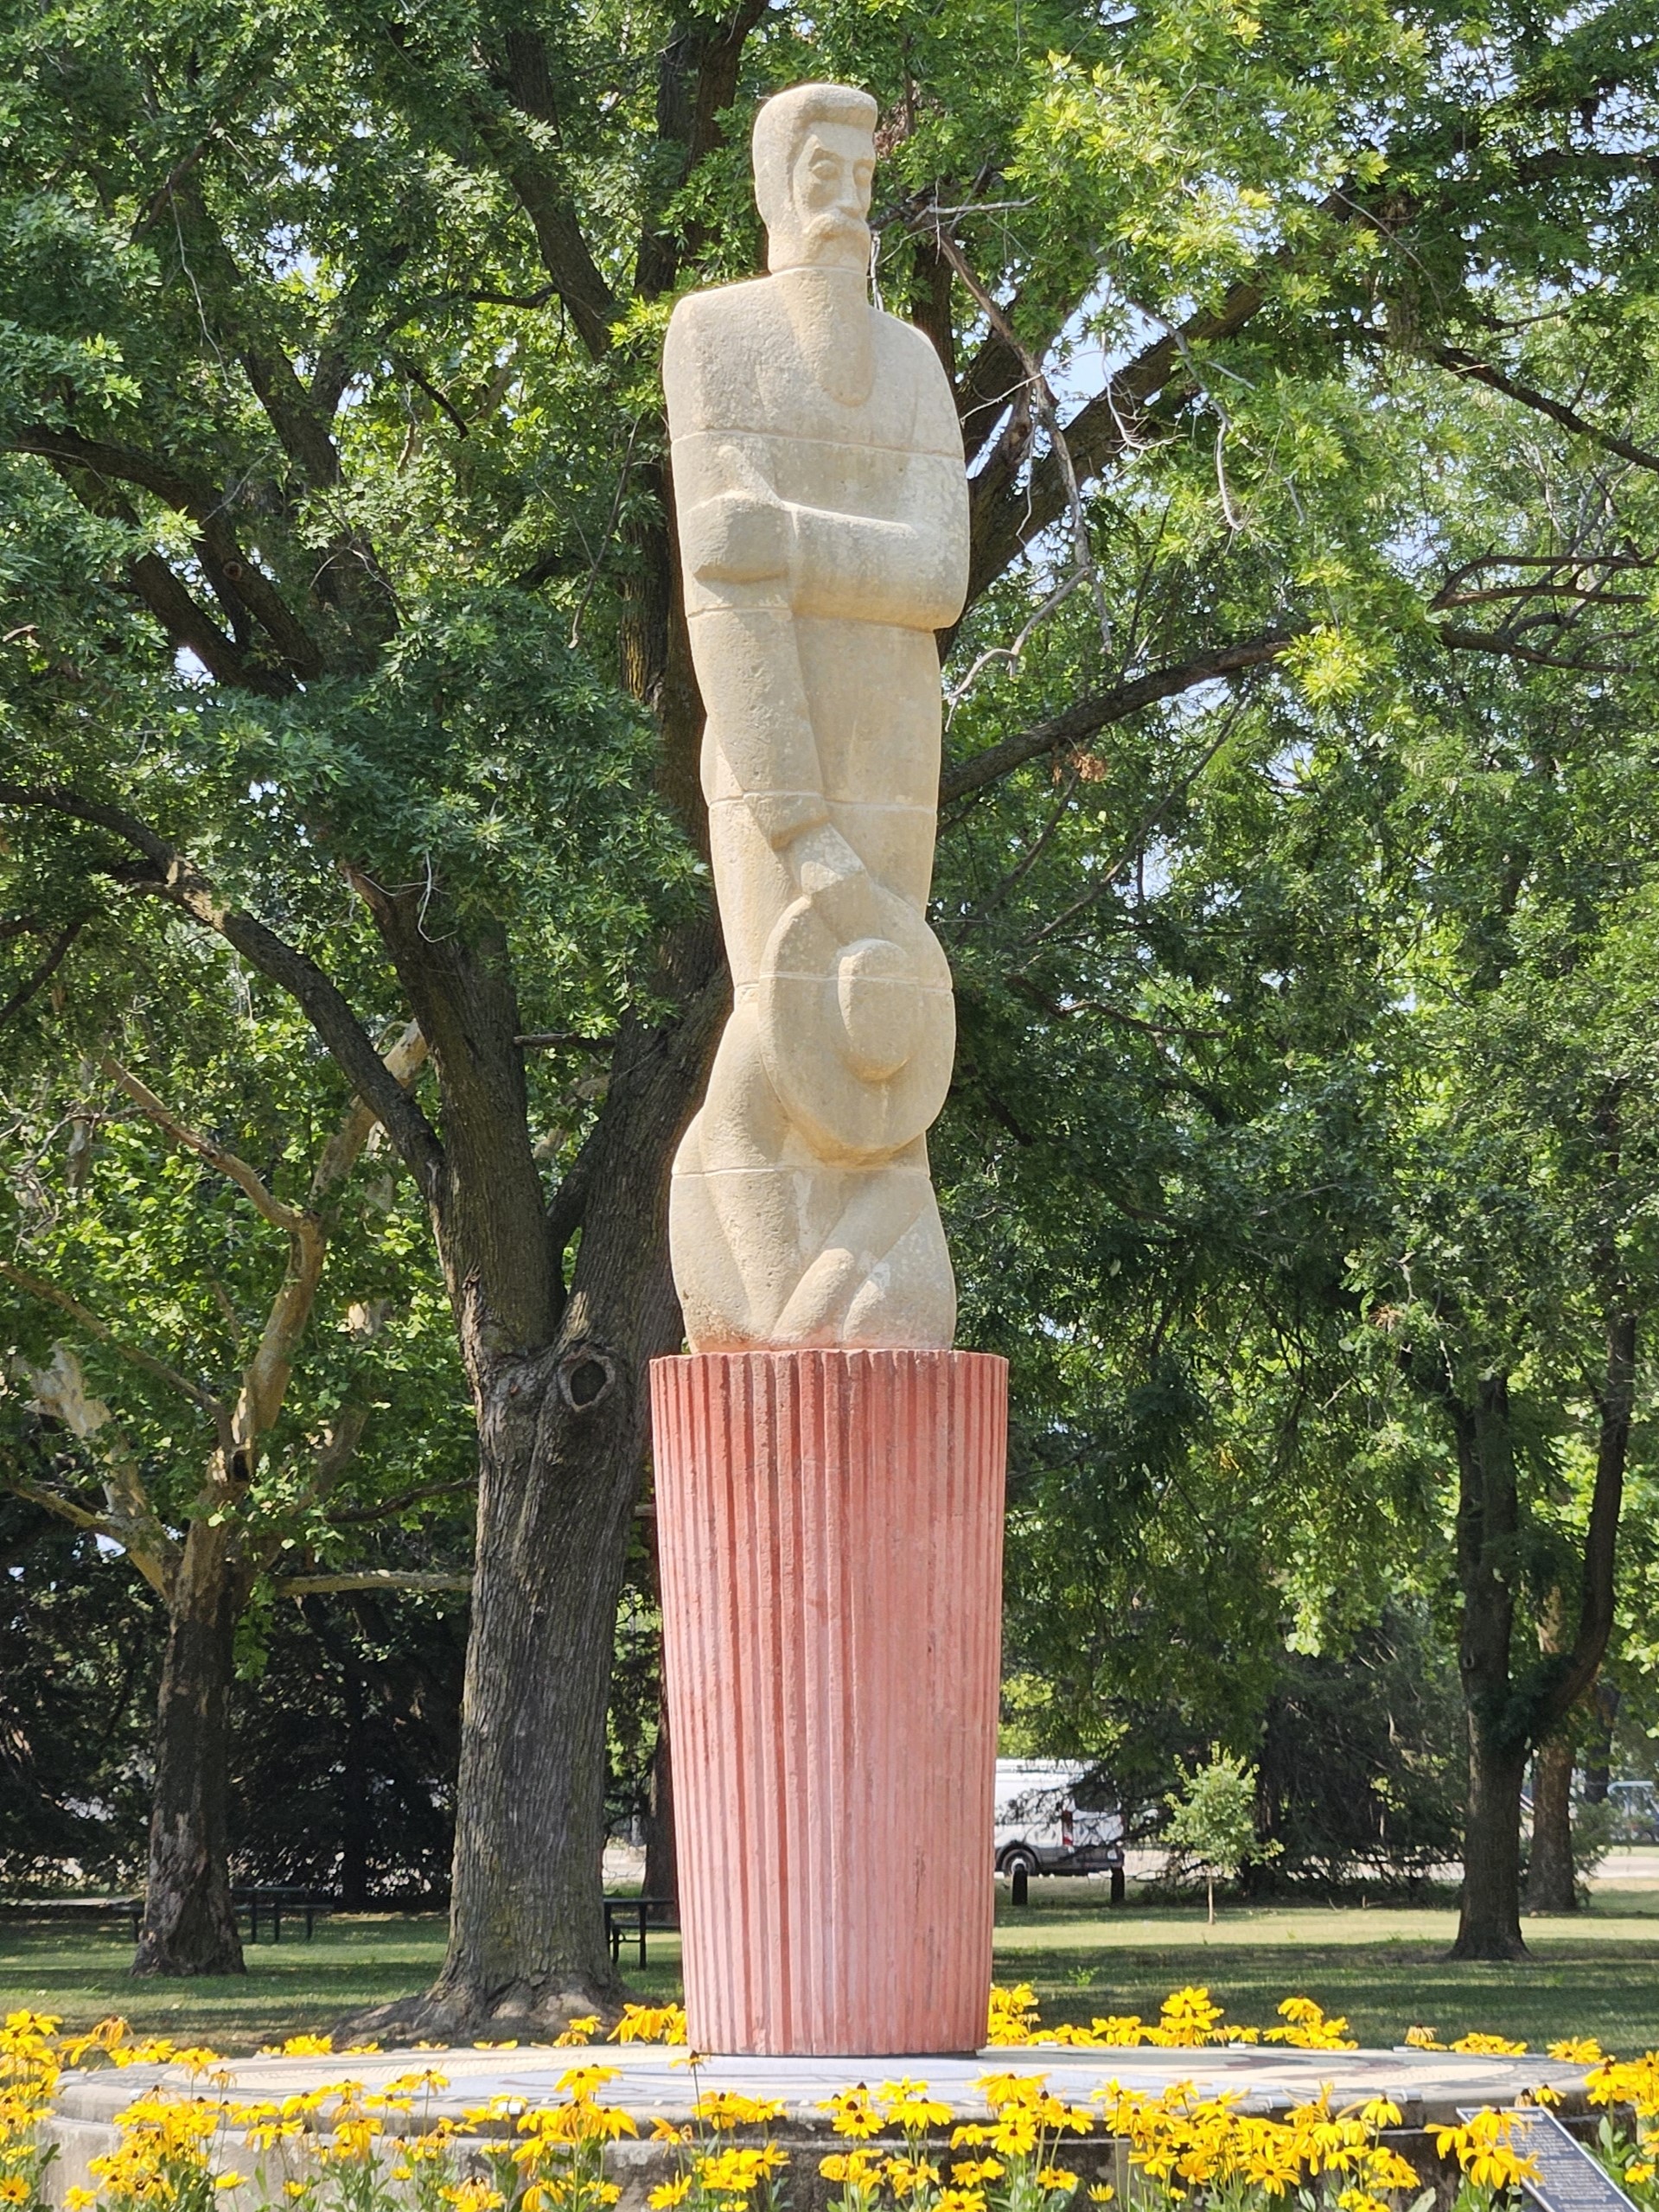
779,121,874,271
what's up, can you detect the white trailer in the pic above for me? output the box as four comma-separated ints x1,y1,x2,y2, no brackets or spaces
993,1758,1124,1877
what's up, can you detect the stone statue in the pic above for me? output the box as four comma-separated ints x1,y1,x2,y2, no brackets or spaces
664,81,969,1352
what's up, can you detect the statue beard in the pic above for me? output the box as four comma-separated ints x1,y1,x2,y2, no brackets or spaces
799,209,871,266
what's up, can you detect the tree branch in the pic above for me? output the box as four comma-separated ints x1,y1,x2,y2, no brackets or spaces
232,1022,426,1455
941,634,1287,802
16,436,303,693
0,1259,223,1417
3,1473,120,1541
0,920,84,1027
1432,348,1659,478
306,1020,428,1205
275,1568,473,1595
102,1055,306,1233
965,271,1267,606
325,1476,472,1527
635,0,768,299
0,781,445,1198
1437,623,1633,674
480,30,620,358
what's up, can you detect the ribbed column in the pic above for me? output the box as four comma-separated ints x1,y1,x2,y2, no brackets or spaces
649,1348,1006,2056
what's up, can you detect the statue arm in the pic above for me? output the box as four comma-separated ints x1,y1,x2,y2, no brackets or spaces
674,446,967,633
786,475,968,630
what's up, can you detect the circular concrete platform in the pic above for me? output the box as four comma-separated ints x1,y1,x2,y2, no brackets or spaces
47,2041,1597,2212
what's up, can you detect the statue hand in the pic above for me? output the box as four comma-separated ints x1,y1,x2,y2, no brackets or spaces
788,821,871,938
682,490,793,585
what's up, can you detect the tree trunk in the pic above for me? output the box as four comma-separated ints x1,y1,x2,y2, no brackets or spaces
1448,1371,1529,1960
641,1504,679,1913
339,1632,373,1910
1584,1680,1621,1803
343,946,724,2041
1453,1730,1529,1959
642,1690,679,1911
1527,1731,1578,1914
132,1525,246,1976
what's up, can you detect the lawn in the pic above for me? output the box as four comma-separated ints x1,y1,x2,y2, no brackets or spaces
990,1879,1659,2054
5,1884,1659,2055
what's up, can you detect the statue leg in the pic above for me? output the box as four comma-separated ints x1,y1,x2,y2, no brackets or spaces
773,1147,954,1348
670,1001,812,1348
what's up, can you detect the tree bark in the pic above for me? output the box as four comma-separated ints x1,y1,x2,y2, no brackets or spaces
132,1524,247,1976
642,1691,679,1912
339,1635,373,1909
1527,1730,1578,1913
1448,1372,1530,1960
1584,1679,1621,1803
1454,1731,1529,1959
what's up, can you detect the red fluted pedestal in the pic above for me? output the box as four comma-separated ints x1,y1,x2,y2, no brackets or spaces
649,1348,1006,2056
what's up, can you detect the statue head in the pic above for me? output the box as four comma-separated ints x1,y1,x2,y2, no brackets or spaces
752,82,878,276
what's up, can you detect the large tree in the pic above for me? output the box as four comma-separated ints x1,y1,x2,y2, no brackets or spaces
2,959,473,1971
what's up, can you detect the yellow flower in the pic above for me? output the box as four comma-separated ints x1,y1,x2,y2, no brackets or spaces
1431,2111,1539,2190
1147,1989,1228,2048
1358,2099,1401,2130
65,2191,98,2210
610,2005,688,2046
1266,1998,1357,2053
1450,2034,1528,2057
938,2193,987,2212
986,1986,1042,2046
1402,2027,1444,2050
880,2082,953,2135
1088,2187,1115,2202
1362,2147,1421,2191
1588,2056,1659,2118
554,2018,601,2048
278,2036,334,2057
1036,2167,1080,2191
952,2160,1005,2184
555,2064,622,2099
821,2150,884,2186
885,2156,941,2198
0,2181,30,2205
696,2145,788,2195
648,2181,692,2210
438,2184,505,2212
823,2089,884,2141
695,2092,788,2132
1550,2040,1605,2065
214,2174,244,2190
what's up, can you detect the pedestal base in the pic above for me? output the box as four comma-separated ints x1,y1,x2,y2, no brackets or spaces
649,1348,1007,2056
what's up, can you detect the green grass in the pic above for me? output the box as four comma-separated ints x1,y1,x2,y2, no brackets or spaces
0,1915,453,2052
4,1888,1659,2056
992,1880,1659,2054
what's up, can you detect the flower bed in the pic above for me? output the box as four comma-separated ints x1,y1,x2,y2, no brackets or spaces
7,1991,1656,2212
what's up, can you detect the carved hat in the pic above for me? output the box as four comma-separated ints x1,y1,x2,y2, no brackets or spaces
757,874,954,1164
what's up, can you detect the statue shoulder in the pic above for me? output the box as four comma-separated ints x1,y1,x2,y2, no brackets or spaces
872,309,963,458
665,278,782,431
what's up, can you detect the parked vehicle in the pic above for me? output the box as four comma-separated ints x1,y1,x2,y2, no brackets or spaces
1607,1780,1659,1843
993,1759,1124,1877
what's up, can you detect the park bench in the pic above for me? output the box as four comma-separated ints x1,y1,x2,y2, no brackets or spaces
0,1896,143,1940
233,1886,333,1942
602,1895,678,1969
